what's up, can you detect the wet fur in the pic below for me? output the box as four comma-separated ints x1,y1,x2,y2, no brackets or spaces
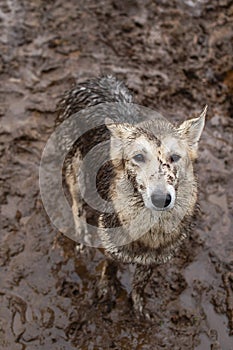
56,75,206,318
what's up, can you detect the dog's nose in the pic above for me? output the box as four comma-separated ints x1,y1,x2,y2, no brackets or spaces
151,191,172,209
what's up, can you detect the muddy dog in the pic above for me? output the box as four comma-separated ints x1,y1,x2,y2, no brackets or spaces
56,75,207,319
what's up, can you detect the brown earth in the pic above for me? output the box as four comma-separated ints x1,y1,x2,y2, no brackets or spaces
0,0,233,349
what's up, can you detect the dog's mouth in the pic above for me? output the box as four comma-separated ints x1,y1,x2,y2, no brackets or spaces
151,202,175,211
145,200,175,212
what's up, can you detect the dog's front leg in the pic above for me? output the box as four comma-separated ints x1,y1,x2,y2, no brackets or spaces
131,264,153,320
97,259,119,309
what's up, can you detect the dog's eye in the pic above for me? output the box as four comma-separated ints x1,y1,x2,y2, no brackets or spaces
133,154,145,162
170,154,181,163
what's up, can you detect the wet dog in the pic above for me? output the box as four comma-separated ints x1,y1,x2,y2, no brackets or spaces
56,75,207,318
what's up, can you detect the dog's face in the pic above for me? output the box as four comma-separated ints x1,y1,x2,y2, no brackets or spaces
106,106,207,212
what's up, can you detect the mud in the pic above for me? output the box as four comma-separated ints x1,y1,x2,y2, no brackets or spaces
0,0,232,349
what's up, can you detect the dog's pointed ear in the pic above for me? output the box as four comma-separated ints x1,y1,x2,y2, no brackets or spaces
105,118,134,139
177,105,207,150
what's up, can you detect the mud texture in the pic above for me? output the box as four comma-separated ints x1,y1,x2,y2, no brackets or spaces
0,0,233,349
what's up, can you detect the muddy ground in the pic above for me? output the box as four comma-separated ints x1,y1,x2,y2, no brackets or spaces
0,0,233,349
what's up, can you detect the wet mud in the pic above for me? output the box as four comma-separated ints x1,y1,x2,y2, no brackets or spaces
0,0,232,349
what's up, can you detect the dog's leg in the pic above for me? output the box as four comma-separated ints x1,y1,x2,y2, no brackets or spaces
132,264,153,320
97,259,119,307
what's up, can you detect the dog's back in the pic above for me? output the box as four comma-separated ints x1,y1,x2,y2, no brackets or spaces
56,76,136,243
56,75,133,125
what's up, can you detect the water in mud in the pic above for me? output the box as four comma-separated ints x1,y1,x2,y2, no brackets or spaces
0,0,232,349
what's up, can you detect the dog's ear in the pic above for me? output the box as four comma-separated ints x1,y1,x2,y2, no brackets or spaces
177,105,207,150
105,118,135,139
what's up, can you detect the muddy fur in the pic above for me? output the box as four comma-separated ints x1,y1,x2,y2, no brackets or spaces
56,75,206,318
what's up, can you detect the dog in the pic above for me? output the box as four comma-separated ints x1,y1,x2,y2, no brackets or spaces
56,75,207,319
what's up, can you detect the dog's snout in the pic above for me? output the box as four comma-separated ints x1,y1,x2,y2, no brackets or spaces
151,191,172,209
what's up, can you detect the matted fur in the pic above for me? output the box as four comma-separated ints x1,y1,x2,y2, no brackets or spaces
56,75,206,317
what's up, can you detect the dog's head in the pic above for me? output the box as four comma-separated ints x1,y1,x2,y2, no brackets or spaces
106,106,207,212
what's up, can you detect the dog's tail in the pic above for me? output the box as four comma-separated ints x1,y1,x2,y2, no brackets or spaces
56,75,133,125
